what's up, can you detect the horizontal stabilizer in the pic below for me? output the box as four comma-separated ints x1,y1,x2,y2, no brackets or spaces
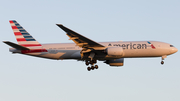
3,41,30,50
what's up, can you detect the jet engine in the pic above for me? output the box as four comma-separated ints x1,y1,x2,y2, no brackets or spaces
104,58,124,66
105,47,123,56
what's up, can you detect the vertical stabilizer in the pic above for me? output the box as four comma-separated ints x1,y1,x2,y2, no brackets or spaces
9,20,42,47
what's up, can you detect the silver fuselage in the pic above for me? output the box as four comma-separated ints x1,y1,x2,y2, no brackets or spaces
10,41,178,60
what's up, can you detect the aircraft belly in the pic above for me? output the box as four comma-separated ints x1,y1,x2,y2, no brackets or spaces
59,50,81,59
123,49,164,57
24,52,65,59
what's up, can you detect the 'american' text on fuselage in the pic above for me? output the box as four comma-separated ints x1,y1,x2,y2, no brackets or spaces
108,43,147,49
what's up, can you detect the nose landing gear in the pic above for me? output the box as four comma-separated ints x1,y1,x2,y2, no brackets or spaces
161,55,167,65
161,61,164,65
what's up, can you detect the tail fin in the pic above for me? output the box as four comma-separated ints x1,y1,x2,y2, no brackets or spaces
9,20,42,47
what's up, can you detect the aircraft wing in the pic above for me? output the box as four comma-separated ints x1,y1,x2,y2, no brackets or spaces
56,24,105,48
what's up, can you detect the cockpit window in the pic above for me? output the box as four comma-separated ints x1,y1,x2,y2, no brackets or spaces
170,45,174,47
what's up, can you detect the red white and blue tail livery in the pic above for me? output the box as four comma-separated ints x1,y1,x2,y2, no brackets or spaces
3,20,178,71
9,20,42,47
8,20,47,54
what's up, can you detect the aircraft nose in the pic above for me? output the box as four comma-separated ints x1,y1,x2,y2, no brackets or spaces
171,47,178,53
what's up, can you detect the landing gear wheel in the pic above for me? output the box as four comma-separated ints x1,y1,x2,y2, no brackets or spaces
90,61,94,65
91,66,95,70
87,67,91,71
161,61,164,65
95,65,98,69
86,61,89,66
93,60,97,64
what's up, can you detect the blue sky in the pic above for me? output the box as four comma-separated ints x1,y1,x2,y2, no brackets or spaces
0,0,180,101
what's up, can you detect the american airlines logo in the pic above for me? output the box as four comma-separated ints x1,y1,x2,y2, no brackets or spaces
147,41,156,49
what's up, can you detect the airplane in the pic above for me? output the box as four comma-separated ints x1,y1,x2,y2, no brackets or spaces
3,20,178,71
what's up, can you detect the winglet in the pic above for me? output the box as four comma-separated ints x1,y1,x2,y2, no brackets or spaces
3,41,30,50
56,24,72,33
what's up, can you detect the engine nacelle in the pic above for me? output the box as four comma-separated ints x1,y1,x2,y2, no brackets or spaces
106,47,123,56
105,58,124,66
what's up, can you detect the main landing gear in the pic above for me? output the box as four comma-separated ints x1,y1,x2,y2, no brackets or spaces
85,60,99,71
